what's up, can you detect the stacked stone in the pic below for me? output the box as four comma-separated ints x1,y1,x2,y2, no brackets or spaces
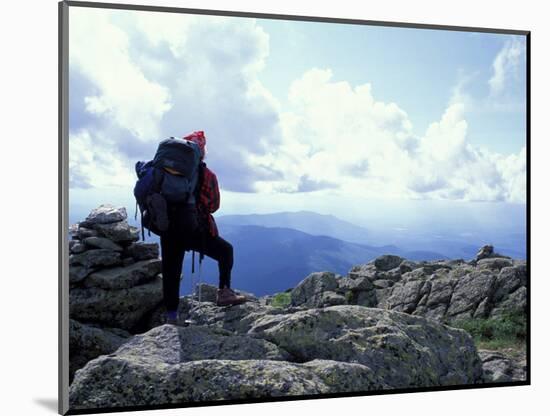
68,204,163,381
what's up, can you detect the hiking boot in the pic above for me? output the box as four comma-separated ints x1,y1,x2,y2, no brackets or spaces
216,287,248,307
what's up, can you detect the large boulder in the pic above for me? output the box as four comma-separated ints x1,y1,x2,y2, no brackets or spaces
70,357,383,409
69,319,131,382
248,305,483,388
290,272,338,307
68,324,389,409
70,277,163,331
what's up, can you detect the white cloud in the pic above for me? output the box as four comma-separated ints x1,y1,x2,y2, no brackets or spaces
495,147,527,203
250,68,416,198
408,103,526,203
68,9,526,204
450,37,526,115
69,8,282,192
489,37,525,96
70,8,172,141
250,68,526,203
449,70,478,110
69,129,135,189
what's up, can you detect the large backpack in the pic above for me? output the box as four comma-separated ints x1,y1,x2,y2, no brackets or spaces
152,137,202,204
133,137,202,239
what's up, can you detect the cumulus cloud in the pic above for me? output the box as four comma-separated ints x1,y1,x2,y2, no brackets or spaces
251,68,526,203
489,36,526,96
70,9,172,141
450,37,526,115
407,103,525,203
68,9,525,204
69,7,282,191
250,68,416,196
69,130,135,189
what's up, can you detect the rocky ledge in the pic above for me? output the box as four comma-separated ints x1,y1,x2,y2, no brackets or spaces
283,246,526,323
69,306,483,409
68,205,527,410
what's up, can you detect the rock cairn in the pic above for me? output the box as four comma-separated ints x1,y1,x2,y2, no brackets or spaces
68,204,163,380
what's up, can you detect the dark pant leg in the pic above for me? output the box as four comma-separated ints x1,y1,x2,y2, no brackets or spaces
160,232,186,311
191,234,234,289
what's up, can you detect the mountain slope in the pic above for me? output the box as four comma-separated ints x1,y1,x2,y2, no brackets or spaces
189,224,446,296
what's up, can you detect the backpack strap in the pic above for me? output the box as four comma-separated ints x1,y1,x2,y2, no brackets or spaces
194,162,205,202
149,166,165,196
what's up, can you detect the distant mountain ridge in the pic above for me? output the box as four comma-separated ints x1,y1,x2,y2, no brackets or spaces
70,207,522,297
218,211,372,244
218,210,526,260
194,223,446,296
122,220,447,297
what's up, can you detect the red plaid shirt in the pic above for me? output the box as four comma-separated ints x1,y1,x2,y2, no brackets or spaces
197,163,220,237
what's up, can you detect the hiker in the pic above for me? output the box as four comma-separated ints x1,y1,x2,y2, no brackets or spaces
159,131,247,325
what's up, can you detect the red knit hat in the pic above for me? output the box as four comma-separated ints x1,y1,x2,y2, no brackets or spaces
183,130,206,157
